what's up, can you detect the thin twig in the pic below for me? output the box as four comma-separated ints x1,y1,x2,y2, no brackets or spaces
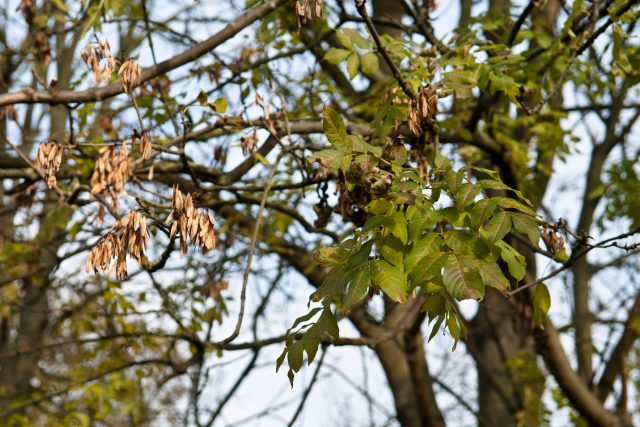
286,348,327,427
354,0,415,99
217,147,285,346
509,227,640,296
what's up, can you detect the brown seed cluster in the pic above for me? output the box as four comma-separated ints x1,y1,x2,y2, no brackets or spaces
167,186,217,258
240,128,258,156
85,210,150,280
119,59,141,94
91,142,133,208
140,130,152,160
542,229,566,256
408,86,438,136
295,0,322,29
80,38,116,85
36,140,64,189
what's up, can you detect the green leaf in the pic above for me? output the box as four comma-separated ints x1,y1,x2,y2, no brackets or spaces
447,314,461,348
274,343,287,372
510,213,540,247
389,212,408,244
476,179,511,191
470,199,497,229
444,230,488,257
533,283,551,327
323,106,348,149
303,325,321,364
287,341,304,372
496,241,526,281
404,234,443,273
344,265,371,308
443,254,484,300
485,211,512,243
366,199,394,215
210,97,228,113
324,48,351,64
287,369,295,387
336,28,369,50
455,183,480,210
409,252,448,286
477,261,510,291
492,197,536,216
407,205,441,239
361,52,379,75
287,307,322,334
197,90,207,106
370,260,408,303
423,293,446,316
379,236,404,267
349,135,382,156
347,240,374,268
309,149,344,171
319,308,339,339
428,314,446,342
347,52,360,80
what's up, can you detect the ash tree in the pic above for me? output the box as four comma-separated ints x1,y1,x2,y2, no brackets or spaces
0,0,640,426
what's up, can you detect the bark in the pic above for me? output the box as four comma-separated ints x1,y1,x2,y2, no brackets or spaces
404,329,447,427
372,0,405,39
572,83,629,384
535,320,620,427
469,290,531,426
374,340,424,427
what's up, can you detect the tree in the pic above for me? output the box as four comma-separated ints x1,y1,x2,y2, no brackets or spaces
0,0,639,425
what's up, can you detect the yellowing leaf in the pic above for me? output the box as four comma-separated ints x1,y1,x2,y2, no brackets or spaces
347,52,360,80
324,48,351,64
484,211,512,243
323,106,348,149
361,52,379,75
533,283,551,327
443,254,484,300
370,260,408,303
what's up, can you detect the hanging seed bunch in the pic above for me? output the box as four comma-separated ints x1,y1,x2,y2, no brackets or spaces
140,130,152,160
240,128,258,156
91,141,133,208
85,210,150,280
80,37,116,85
294,0,322,29
408,86,438,136
542,229,565,256
119,59,141,93
167,186,217,258
35,140,64,189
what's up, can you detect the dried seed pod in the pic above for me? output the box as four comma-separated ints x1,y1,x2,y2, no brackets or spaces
167,186,217,258
407,101,421,136
35,140,64,189
119,59,141,94
140,130,152,160
90,142,133,208
294,0,322,29
86,210,150,280
80,38,116,85
542,229,565,256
